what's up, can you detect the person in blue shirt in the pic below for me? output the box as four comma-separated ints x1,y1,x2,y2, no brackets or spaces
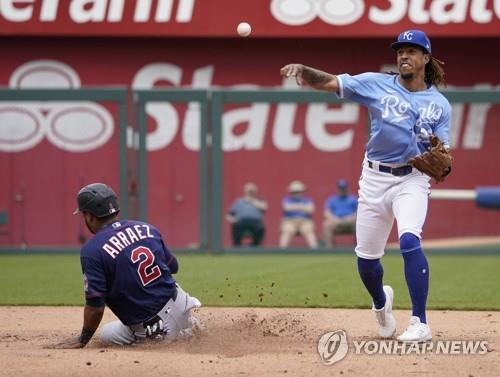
53,183,201,348
323,179,357,247
226,182,268,246
281,30,452,342
279,180,318,248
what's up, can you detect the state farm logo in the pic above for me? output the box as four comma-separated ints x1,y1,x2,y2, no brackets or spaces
0,60,113,152
271,0,500,26
271,0,364,26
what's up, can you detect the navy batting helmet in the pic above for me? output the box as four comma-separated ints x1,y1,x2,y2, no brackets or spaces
73,183,120,218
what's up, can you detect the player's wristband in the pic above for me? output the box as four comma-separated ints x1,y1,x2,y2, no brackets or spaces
78,328,95,345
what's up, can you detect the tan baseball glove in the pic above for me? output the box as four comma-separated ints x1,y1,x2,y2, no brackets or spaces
409,135,453,183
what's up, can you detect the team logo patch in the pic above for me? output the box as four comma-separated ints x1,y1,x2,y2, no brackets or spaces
403,31,413,40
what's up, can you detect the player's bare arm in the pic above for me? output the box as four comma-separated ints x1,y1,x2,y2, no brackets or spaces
52,305,104,349
280,64,338,92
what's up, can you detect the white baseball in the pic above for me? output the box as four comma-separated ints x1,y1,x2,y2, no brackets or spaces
237,22,252,37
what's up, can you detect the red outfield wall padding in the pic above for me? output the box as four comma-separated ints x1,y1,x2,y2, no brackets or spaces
0,37,499,247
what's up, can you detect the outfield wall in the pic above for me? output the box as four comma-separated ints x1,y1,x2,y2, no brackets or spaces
0,35,499,248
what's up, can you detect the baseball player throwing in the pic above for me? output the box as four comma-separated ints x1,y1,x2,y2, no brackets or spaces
54,183,201,348
281,30,452,342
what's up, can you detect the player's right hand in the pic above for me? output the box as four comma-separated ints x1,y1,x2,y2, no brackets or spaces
48,336,85,349
280,64,305,86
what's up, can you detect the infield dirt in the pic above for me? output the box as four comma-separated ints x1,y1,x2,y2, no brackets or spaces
0,307,498,377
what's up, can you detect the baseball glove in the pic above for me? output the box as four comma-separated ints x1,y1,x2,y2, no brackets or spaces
409,135,453,183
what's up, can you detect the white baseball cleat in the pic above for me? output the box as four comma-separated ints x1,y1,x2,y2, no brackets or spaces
397,316,432,343
373,285,396,338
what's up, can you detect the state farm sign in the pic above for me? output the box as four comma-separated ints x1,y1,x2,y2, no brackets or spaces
271,0,500,26
0,0,499,37
0,0,195,23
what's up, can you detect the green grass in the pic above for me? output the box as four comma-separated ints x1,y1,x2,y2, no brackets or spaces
0,254,499,310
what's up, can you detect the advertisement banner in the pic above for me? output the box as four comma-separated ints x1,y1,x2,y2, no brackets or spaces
1,0,500,37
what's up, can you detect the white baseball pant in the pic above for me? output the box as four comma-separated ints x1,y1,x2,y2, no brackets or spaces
355,159,431,260
100,284,202,345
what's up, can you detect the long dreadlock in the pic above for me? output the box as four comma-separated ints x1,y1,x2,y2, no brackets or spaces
425,56,446,88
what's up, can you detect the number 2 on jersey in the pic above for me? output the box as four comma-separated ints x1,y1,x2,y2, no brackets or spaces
131,246,162,286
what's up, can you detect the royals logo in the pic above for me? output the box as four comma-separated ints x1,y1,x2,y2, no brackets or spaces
417,101,443,125
381,95,443,128
402,31,414,40
380,94,411,123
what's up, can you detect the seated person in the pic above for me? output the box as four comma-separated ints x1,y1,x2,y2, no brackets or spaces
279,180,318,249
226,182,267,246
322,179,358,247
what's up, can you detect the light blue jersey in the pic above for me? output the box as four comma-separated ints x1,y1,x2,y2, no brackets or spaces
337,72,451,163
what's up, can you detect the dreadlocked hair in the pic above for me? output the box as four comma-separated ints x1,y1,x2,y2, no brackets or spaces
425,56,446,88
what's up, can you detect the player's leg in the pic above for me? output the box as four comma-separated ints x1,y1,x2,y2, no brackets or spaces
279,219,296,248
393,174,432,342
100,321,136,345
355,166,397,338
356,200,394,306
300,219,318,248
162,284,202,341
141,285,203,342
101,286,202,346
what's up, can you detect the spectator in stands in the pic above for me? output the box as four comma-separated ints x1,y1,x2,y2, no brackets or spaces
226,182,268,247
279,180,318,248
322,179,358,247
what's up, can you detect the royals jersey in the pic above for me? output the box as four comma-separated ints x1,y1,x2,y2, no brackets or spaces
336,72,451,163
80,220,178,325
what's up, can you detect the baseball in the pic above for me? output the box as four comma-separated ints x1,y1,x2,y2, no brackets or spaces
237,22,251,37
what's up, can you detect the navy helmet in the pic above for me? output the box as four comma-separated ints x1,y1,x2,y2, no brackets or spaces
74,183,120,218
391,30,431,55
